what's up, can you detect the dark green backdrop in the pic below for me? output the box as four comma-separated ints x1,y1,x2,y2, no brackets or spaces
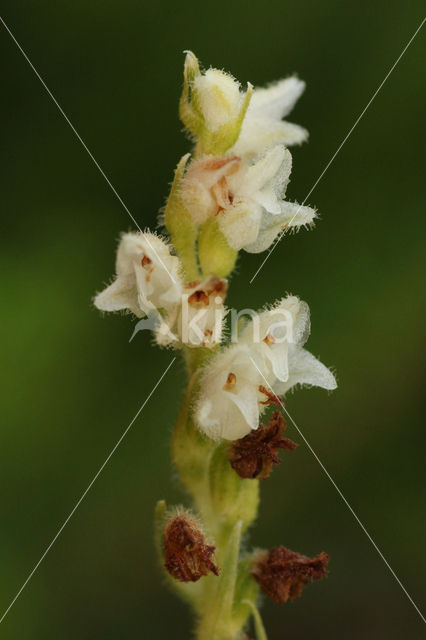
1,2,425,638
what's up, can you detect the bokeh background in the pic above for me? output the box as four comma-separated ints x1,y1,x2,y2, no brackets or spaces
1,2,425,638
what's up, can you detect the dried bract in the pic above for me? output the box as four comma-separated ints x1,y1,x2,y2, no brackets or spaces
252,546,329,603
164,513,219,583
229,410,297,479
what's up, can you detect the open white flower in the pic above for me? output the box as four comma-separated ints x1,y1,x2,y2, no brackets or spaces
94,232,182,318
156,275,228,348
240,295,308,383
232,76,308,159
195,296,336,441
241,295,337,395
182,145,316,253
195,344,271,441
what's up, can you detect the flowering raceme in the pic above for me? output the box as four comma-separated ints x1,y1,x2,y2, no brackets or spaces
94,51,337,640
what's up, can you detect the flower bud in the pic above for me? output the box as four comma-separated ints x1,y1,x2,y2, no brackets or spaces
179,51,252,155
251,546,329,603
163,511,219,583
193,69,242,132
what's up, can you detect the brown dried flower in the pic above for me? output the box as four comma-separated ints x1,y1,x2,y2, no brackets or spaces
252,546,329,603
164,513,219,583
228,410,297,479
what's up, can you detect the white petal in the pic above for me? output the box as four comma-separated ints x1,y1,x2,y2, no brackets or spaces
233,118,308,159
240,146,290,193
274,347,337,395
279,201,317,227
263,342,289,382
226,385,260,437
250,77,306,120
218,202,262,250
272,296,310,346
243,203,316,254
94,275,143,317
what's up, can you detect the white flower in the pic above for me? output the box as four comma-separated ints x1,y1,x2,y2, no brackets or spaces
239,295,308,383
156,275,228,348
241,295,337,395
232,76,308,159
181,145,316,252
94,232,182,318
195,296,337,441
195,344,268,441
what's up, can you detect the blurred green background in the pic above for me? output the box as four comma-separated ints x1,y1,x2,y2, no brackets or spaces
1,1,425,638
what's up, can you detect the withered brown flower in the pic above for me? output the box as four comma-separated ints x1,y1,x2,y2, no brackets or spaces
252,546,329,603
228,410,297,479
164,513,219,583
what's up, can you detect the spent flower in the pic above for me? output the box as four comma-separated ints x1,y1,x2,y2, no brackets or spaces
251,546,329,603
163,511,219,583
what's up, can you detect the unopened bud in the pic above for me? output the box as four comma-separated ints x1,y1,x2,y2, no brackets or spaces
163,512,219,583
193,69,242,132
179,51,252,155
251,546,329,603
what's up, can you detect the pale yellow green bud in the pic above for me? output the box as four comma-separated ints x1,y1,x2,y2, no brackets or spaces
193,69,242,132
179,51,253,156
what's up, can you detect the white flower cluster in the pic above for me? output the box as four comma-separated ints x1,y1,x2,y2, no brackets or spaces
94,52,337,443
195,296,336,440
180,55,316,253
94,232,227,348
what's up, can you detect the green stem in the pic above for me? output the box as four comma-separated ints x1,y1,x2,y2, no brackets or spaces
196,521,243,640
170,351,261,640
242,601,268,640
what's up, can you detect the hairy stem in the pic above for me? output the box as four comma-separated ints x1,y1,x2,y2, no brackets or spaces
171,351,261,639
